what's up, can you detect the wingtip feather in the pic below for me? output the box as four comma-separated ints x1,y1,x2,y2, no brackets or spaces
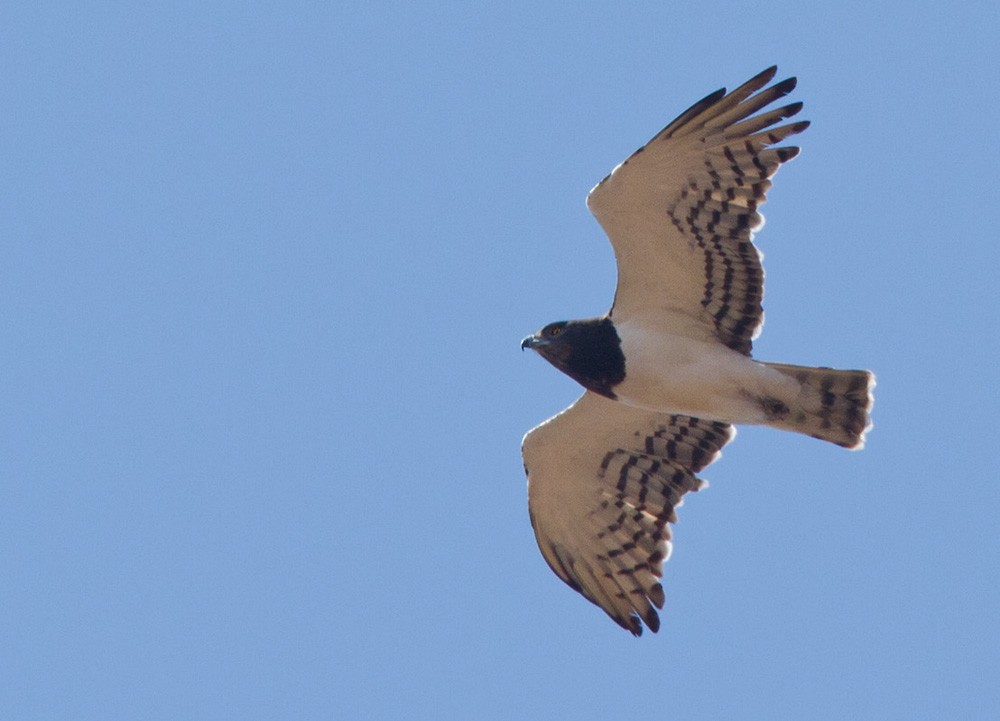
751,65,779,86
771,75,797,97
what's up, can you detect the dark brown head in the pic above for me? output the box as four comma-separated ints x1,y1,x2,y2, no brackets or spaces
521,317,625,398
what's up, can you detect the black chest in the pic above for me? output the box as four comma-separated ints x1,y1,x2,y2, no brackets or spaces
554,318,626,399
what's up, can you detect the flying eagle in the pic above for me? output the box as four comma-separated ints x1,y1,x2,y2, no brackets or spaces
521,67,874,636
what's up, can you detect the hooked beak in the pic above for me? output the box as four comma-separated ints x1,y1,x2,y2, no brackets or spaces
521,334,542,351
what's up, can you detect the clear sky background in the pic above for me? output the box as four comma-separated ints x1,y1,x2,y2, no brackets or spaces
3,2,999,719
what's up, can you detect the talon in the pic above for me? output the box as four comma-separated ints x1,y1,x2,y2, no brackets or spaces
761,398,789,420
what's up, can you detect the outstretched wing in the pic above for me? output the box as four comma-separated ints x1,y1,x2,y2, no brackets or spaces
587,66,807,355
521,391,734,635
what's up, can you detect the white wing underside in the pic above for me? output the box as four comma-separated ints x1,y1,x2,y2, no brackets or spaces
587,66,807,355
522,392,733,635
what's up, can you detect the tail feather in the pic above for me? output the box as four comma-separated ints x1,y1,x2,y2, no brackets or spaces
763,362,875,449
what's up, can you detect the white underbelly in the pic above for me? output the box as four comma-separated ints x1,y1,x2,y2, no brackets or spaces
613,323,791,424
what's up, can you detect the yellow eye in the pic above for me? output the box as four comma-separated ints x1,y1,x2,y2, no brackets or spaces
547,325,563,337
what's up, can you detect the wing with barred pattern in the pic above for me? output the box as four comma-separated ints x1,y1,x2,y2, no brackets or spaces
587,66,807,354
522,391,734,635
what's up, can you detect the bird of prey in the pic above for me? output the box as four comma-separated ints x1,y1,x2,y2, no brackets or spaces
520,67,874,636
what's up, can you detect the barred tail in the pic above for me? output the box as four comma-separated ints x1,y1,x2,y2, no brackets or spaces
763,362,875,449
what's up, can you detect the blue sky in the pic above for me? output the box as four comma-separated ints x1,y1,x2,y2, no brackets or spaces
3,2,999,719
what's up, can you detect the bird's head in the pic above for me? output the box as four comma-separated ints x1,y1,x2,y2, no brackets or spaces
521,320,572,359
521,317,625,398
